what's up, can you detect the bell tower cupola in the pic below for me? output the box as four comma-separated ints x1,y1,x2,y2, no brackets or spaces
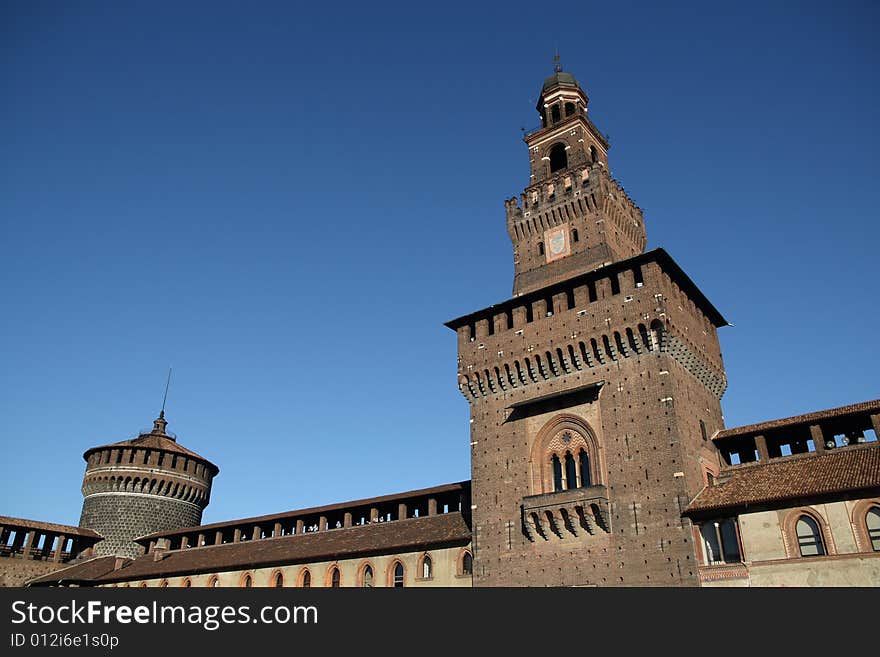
506,57,646,295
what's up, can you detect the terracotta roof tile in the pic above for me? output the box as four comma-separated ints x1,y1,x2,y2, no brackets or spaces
716,399,880,439
98,512,471,583
685,443,880,516
27,556,127,586
83,432,218,473
136,480,471,542
0,516,102,540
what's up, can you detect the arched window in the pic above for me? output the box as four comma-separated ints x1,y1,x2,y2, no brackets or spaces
565,102,575,116
182,578,192,588
300,569,311,588
571,228,579,243
362,564,374,588
578,449,591,487
461,551,473,576
421,554,433,579
241,573,253,588
796,515,825,556
273,572,284,588
867,507,880,551
330,567,341,588
392,562,405,588
549,142,568,173
207,575,220,587
551,104,561,123
538,242,545,256
564,452,578,489
551,454,563,492
590,145,597,163
159,579,169,588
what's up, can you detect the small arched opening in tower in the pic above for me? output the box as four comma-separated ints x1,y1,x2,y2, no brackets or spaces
549,143,568,173
590,145,598,164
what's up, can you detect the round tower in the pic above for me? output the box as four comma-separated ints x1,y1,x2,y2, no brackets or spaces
78,412,219,557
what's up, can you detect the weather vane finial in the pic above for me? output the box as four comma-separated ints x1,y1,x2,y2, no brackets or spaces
553,50,562,73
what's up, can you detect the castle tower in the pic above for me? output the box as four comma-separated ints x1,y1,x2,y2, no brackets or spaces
78,412,218,557
447,63,729,586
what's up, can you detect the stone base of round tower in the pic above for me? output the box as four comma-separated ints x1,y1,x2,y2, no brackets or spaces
79,494,204,558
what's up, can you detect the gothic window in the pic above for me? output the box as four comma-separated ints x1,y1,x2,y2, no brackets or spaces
533,419,601,495
551,454,563,492
241,573,253,587
699,519,742,564
207,575,220,587
362,564,374,588
551,104,561,123
564,452,578,489
867,507,880,551
796,515,825,557
330,566,341,588
273,572,284,587
182,578,192,588
549,142,568,173
420,554,433,579
578,449,591,487
565,102,575,116
392,561,405,588
300,569,311,588
461,551,473,576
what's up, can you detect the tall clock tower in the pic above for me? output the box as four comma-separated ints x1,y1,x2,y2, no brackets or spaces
446,63,729,586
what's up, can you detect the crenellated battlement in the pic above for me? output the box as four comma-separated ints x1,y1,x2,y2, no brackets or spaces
505,163,647,295
446,249,728,399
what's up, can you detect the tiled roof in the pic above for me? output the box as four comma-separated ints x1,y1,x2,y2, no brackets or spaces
83,432,218,473
98,512,471,584
27,556,127,586
136,480,471,542
685,443,880,516
716,399,880,439
0,516,102,540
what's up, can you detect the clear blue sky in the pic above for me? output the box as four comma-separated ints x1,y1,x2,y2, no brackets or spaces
2,1,877,526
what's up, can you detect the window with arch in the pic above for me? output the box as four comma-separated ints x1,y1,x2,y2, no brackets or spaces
207,575,220,587
361,564,374,588
538,242,544,256
531,417,601,495
272,571,284,588
698,518,741,564
329,566,341,588
795,514,825,557
867,507,880,551
159,579,169,588
549,142,568,173
551,104,561,123
564,102,575,116
419,554,433,580
571,228,579,243
181,578,192,588
300,569,311,588
139,582,148,588
391,561,405,588
241,573,253,588
589,145,597,163
460,550,473,576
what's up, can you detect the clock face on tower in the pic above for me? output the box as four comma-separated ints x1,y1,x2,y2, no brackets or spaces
544,225,571,263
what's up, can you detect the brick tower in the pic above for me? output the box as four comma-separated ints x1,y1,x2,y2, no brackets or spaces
446,62,729,586
78,412,219,557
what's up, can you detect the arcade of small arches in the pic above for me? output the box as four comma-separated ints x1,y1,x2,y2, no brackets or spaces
459,319,666,401
121,550,474,588
82,474,208,506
